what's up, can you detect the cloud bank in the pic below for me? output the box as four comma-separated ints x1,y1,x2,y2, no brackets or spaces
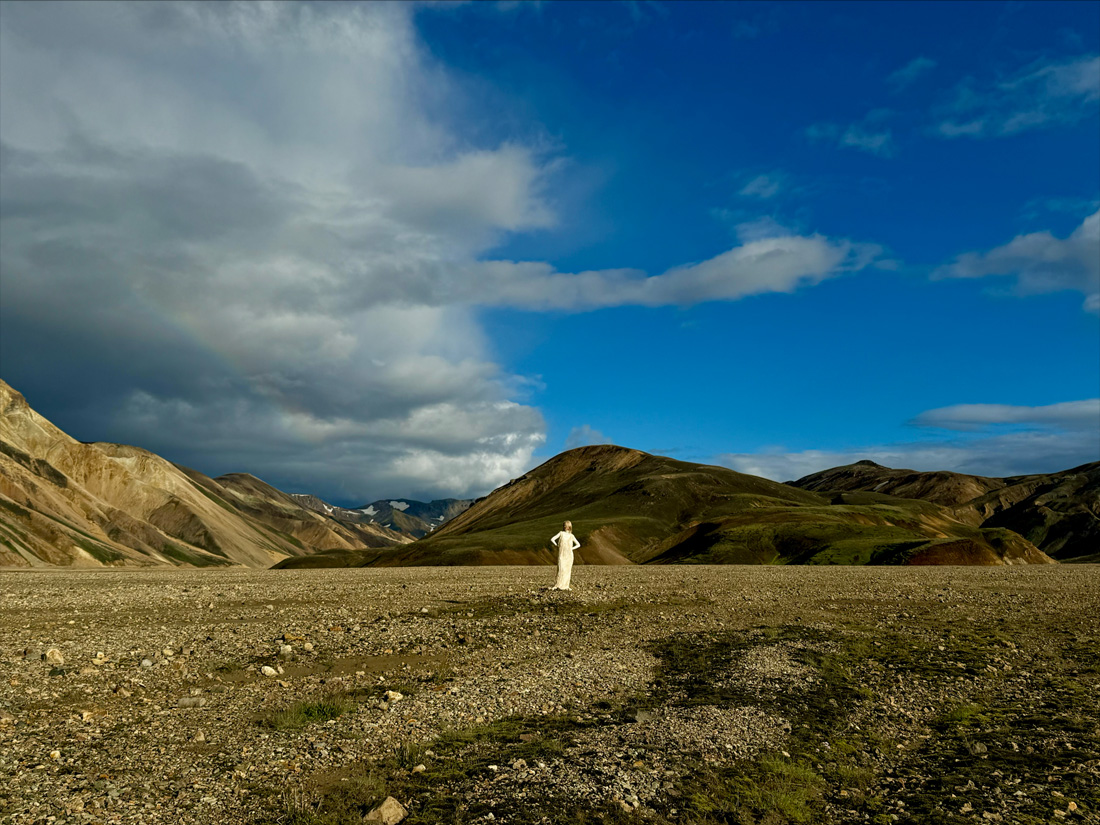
935,210,1100,312
0,1,879,503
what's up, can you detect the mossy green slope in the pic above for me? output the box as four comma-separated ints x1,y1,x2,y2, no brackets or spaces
792,459,1100,562
285,446,1050,568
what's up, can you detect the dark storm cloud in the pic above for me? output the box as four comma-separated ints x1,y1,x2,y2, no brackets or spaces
0,1,882,502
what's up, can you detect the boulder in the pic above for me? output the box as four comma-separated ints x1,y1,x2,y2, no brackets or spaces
364,796,408,824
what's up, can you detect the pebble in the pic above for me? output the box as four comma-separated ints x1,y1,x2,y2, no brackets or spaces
0,565,1094,825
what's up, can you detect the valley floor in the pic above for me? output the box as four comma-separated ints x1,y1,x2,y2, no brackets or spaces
0,565,1097,825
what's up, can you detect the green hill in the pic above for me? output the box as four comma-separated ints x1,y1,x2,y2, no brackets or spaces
277,445,1051,568
791,460,1100,562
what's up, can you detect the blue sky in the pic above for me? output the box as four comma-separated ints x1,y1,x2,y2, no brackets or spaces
1,1,1097,503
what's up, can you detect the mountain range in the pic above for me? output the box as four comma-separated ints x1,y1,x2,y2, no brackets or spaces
281,444,1087,569
2,379,1095,569
791,459,1099,563
290,495,474,538
0,380,412,567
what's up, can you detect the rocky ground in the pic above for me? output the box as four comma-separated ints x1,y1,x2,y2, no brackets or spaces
1,565,1097,825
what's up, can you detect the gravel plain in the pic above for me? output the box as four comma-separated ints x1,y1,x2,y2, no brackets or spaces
1,564,1097,825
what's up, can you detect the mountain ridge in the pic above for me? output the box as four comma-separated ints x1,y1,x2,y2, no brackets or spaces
790,460,1100,562
281,444,1054,568
290,495,474,538
0,379,409,568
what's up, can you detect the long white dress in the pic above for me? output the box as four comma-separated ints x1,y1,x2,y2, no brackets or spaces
550,530,580,590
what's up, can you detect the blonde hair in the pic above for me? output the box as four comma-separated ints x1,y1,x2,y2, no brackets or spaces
563,520,573,532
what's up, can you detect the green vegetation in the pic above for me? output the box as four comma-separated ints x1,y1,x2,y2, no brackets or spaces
280,446,1042,569
160,541,232,567
191,481,242,514
252,609,1099,825
263,694,355,731
73,536,127,564
0,498,31,519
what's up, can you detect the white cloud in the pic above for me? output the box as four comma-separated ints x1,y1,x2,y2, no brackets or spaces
455,233,882,311
0,1,886,503
935,54,1100,138
0,1,554,502
934,210,1100,312
717,399,1099,482
887,56,936,92
912,400,1100,432
565,425,611,450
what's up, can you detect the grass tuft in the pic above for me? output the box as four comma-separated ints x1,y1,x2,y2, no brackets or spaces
264,694,353,730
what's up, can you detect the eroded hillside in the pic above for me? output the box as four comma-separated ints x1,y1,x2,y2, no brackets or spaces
286,446,1052,568
792,460,1100,562
0,380,408,568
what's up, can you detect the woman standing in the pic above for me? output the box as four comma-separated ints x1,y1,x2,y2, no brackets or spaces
549,521,580,590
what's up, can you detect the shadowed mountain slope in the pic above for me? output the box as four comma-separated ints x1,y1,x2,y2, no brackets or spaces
290,495,474,538
279,445,1052,568
0,380,408,568
791,460,1100,563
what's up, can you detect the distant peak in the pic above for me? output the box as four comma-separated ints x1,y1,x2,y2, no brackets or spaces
853,460,885,468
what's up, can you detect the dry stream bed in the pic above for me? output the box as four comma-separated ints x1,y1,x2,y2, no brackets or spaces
1,565,1097,825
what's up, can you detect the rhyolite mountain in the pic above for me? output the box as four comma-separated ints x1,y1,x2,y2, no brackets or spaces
0,379,409,568
790,460,1100,563
290,494,473,538
278,444,1054,568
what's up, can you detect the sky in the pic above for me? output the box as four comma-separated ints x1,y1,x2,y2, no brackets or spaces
1,0,1097,506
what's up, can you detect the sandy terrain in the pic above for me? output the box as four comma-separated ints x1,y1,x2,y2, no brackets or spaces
1,565,1097,825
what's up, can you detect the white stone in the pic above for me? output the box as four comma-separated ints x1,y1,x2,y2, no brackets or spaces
261,666,278,677
364,796,408,824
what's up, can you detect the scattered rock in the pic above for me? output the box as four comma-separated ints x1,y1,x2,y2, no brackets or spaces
261,666,278,677
364,796,408,824
43,648,64,665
